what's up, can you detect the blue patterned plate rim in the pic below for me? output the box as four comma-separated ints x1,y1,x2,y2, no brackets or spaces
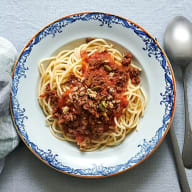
10,12,176,178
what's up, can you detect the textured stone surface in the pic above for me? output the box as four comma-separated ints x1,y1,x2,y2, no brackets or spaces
0,0,192,191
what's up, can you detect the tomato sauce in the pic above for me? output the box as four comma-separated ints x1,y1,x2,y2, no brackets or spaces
41,50,140,145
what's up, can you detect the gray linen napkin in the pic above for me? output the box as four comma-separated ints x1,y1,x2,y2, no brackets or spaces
0,37,19,173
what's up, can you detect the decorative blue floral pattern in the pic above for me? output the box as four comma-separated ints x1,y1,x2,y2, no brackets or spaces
11,13,175,176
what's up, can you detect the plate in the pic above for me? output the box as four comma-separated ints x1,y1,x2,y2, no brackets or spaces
11,12,176,178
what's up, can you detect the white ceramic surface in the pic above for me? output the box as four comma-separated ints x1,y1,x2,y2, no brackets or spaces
11,12,176,177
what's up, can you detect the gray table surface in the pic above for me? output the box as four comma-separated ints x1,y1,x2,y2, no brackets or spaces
1,0,192,191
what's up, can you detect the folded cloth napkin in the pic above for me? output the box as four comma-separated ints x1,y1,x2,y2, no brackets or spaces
0,37,19,173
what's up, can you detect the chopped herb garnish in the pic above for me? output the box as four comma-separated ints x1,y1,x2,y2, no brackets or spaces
104,64,112,72
91,86,101,91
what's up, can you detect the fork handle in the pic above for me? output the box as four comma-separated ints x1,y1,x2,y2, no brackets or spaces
169,126,191,192
182,67,192,168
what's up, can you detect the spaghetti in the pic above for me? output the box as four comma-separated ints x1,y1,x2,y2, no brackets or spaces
38,38,147,151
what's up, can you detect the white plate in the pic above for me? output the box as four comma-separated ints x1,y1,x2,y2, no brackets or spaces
11,12,176,178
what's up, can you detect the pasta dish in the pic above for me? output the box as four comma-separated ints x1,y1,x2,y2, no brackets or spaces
38,38,146,151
